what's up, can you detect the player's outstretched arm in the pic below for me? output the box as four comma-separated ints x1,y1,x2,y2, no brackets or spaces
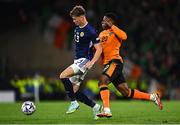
85,43,102,69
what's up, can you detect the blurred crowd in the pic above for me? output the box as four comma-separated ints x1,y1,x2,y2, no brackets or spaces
10,73,66,100
0,0,180,100
115,0,180,99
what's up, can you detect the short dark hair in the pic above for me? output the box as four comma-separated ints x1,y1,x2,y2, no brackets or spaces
105,12,118,23
70,5,86,17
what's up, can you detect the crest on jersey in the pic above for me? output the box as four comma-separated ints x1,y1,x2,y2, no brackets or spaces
80,32,84,37
109,32,113,36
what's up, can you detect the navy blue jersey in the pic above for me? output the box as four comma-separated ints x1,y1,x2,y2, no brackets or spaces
74,23,99,60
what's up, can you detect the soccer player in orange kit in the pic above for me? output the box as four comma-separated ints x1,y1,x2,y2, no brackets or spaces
97,13,163,118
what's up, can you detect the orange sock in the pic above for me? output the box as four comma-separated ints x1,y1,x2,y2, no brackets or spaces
130,89,150,100
100,89,110,108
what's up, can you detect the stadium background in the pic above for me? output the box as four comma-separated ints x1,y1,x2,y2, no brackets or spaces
0,0,180,103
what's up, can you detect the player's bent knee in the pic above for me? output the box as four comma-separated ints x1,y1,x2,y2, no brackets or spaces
98,82,108,88
59,73,65,79
121,88,134,98
98,78,109,88
121,90,129,97
117,84,130,97
98,82,103,87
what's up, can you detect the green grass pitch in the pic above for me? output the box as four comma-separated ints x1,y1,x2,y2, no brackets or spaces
0,100,180,124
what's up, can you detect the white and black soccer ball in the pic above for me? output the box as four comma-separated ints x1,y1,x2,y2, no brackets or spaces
21,101,36,115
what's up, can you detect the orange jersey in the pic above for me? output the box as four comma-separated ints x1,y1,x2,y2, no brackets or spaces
99,25,127,65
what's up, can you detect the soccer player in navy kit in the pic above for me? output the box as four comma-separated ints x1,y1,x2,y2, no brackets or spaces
59,5,102,120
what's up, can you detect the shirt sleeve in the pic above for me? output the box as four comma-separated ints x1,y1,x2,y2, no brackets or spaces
111,25,127,40
91,32,100,44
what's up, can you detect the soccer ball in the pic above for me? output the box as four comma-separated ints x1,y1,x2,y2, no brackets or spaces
21,101,36,115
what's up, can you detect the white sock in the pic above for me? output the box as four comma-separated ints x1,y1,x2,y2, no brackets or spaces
150,93,156,101
71,100,78,104
104,107,111,112
93,104,100,110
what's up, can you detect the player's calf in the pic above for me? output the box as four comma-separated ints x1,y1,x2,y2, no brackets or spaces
116,83,163,110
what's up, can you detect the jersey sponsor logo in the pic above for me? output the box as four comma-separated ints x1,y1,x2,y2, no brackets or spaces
80,32,84,37
109,32,113,36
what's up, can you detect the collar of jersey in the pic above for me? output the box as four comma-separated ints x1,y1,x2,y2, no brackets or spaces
79,22,88,28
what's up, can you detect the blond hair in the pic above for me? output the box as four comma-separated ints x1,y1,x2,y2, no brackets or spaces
70,5,86,17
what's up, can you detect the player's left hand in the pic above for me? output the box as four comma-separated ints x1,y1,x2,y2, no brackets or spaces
85,61,94,70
